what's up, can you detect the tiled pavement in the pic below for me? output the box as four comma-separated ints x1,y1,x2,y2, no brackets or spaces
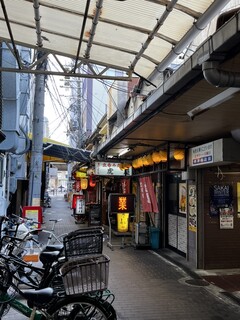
6,194,240,319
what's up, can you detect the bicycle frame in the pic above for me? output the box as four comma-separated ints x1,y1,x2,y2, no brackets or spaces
40,219,67,246
0,292,43,320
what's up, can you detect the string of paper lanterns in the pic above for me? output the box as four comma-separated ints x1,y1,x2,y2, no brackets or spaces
119,148,184,170
173,149,185,160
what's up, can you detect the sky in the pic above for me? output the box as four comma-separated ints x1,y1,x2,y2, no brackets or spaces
44,74,70,145
43,58,115,147
44,73,110,147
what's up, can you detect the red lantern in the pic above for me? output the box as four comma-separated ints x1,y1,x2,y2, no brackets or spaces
75,180,81,192
89,174,96,188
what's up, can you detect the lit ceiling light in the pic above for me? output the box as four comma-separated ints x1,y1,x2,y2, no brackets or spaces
118,148,130,157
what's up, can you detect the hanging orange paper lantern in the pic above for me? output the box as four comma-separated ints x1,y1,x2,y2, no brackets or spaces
124,163,132,169
142,156,149,166
119,163,132,170
152,151,161,163
144,154,153,166
118,163,124,171
132,159,139,168
80,178,88,190
173,149,184,161
159,150,167,162
137,157,143,168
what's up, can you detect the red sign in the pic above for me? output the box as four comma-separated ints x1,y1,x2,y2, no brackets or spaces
139,177,158,213
139,177,152,212
72,194,84,209
22,206,42,227
145,176,158,213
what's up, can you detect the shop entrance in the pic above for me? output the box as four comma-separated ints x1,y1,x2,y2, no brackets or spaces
166,173,187,256
203,167,240,269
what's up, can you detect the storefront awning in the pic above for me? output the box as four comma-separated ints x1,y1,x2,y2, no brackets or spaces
29,135,91,163
43,142,90,163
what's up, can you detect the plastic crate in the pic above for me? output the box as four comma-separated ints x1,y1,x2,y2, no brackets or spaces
63,228,103,258
60,254,110,295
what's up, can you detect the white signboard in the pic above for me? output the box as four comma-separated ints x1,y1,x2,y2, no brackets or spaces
95,162,132,176
190,142,213,166
76,198,85,214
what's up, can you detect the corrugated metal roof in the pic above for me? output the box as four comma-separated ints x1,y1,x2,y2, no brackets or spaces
0,0,231,80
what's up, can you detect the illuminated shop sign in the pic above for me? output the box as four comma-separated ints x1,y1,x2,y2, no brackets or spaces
95,162,132,176
109,193,135,213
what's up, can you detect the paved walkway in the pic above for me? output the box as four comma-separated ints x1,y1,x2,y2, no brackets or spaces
6,194,240,319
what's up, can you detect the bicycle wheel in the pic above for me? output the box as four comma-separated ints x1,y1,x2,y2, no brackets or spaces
48,295,116,319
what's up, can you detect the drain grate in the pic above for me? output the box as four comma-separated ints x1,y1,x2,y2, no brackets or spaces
185,278,210,287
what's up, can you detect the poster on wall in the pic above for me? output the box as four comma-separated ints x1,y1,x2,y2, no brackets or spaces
219,207,234,229
179,183,187,214
188,185,197,232
209,184,233,218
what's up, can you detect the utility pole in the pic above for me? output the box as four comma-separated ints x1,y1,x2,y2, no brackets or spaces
28,51,47,206
76,76,83,149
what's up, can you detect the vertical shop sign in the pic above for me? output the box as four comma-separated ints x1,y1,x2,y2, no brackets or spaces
139,177,152,212
209,184,233,218
188,185,197,232
76,196,85,214
145,176,158,213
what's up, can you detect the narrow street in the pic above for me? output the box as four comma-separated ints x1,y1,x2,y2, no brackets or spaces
7,194,240,319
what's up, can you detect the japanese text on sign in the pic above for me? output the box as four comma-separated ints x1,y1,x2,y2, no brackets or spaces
190,142,213,166
118,197,127,211
109,193,135,213
95,162,132,176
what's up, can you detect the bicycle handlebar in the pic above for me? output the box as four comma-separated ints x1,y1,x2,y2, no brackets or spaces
11,213,39,225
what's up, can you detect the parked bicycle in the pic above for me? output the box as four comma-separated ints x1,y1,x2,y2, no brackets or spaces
0,217,117,319
39,219,67,246
0,255,113,319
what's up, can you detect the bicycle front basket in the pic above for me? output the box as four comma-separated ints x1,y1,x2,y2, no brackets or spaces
60,254,110,295
63,228,103,258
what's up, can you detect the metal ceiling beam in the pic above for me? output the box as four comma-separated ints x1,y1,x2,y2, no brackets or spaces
84,0,103,59
129,0,178,72
146,0,201,19
152,0,231,76
0,0,22,69
0,66,130,80
0,41,131,79
73,0,91,73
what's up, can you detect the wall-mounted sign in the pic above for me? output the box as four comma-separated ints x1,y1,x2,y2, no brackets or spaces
108,193,135,213
95,162,132,176
219,207,234,229
190,142,213,166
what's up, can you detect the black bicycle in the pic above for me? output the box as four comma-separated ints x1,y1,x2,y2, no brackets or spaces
0,217,117,319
